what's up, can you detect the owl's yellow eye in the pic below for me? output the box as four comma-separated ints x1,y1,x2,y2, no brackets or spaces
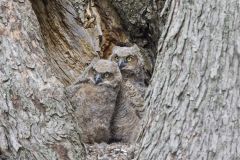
115,56,119,61
103,73,110,78
126,56,133,62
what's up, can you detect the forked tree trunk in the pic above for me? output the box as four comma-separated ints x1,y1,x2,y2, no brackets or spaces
137,0,240,159
1,0,239,159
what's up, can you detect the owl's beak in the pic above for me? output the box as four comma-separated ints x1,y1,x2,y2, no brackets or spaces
94,73,102,84
118,59,127,69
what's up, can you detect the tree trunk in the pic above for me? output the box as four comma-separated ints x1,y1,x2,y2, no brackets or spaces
137,0,240,159
0,0,84,159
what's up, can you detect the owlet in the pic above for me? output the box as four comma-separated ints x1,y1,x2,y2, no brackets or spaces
66,59,122,144
109,44,147,143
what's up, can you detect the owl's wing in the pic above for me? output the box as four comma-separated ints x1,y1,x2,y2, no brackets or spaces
65,77,89,98
65,85,79,98
119,81,145,119
131,88,145,119
73,77,89,85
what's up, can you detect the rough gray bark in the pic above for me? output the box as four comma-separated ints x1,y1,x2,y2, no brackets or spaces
138,0,240,159
2,0,239,159
0,0,84,159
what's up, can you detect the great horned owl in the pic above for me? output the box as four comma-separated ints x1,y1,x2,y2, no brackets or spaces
109,44,147,143
66,59,122,144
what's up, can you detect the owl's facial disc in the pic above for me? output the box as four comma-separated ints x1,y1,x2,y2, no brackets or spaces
93,71,114,86
113,54,137,71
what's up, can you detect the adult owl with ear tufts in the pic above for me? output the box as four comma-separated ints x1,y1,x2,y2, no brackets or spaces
66,59,122,144
109,44,148,143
